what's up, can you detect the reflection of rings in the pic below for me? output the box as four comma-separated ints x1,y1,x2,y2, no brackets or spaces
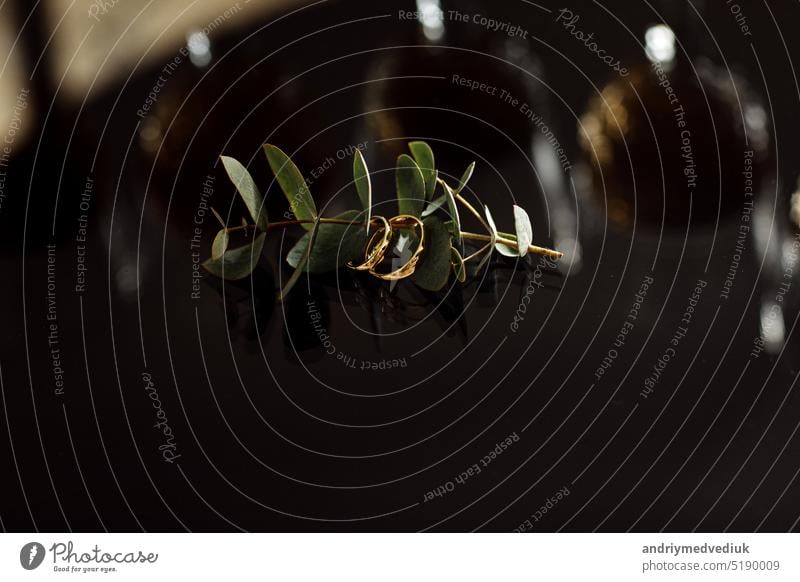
349,215,391,271
369,215,426,281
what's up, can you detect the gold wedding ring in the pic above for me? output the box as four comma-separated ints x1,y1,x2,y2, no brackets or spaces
349,215,391,271
369,215,426,281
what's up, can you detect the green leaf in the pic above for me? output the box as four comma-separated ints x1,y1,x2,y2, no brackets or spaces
409,141,436,200
396,154,425,217
513,204,533,257
286,210,368,273
451,246,466,283
263,144,317,230
412,216,452,291
220,156,269,232
456,162,475,194
484,205,523,257
211,229,229,258
484,205,498,244
280,218,321,301
439,179,462,246
495,242,519,257
422,194,447,217
353,149,371,231
202,232,266,280
475,206,499,273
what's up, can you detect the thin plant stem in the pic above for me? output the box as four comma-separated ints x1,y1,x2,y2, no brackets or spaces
461,232,563,259
224,217,562,258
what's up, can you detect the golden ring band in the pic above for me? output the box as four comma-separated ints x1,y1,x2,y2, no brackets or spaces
347,214,425,281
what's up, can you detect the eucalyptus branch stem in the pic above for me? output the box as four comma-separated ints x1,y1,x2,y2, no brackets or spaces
461,232,563,259
267,218,363,230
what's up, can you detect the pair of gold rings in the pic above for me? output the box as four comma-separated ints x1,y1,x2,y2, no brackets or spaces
348,215,425,281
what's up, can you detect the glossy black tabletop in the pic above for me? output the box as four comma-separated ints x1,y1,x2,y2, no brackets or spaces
1,0,799,532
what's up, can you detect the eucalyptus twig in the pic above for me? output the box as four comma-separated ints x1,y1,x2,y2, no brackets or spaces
460,233,564,259
203,142,562,291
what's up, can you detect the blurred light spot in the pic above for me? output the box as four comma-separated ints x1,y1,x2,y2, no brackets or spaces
753,194,781,275
186,31,211,68
745,104,767,133
760,301,785,354
116,265,139,295
417,0,445,42
782,236,800,274
533,135,561,190
138,117,162,153
645,24,676,64
532,138,582,275
790,186,800,229
555,236,582,274
744,103,769,152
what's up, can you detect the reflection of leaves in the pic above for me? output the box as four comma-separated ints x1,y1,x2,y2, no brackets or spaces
414,284,468,341
412,216,451,291
513,205,533,257
220,156,268,231
205,265,275,344
286,210,367,273
202,232,266,280
409,141,437,200
283,283,331,355
263,144,317,229
353,150,371,231
396,154,425,217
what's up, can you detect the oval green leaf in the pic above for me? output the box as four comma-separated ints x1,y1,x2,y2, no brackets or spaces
409,141,436,200
495,242,519,257
513,204,533,257
412,216,452,291
286,210,368,273
263,144,317,230
211,229,229,258
220,156,269,232
456,162,475,194
353,149,371,232
484,205,498,243
202,232,266,280
396,154,425,217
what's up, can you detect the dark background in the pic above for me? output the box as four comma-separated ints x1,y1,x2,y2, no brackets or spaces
1,0,799,532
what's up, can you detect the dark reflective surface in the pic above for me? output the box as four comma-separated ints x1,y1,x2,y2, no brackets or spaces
1,0,800,532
